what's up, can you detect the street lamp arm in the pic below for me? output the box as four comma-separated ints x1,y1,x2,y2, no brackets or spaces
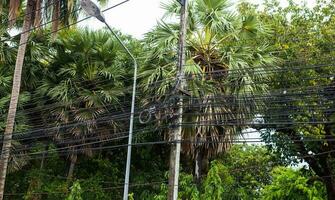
103,22,137,69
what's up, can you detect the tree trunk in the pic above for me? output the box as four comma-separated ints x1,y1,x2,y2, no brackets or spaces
320,157,335,200
324,177,335,200
194,147,203,187
0,1,34,199
308,156,335,200
67,153,77,181
51,0,60,38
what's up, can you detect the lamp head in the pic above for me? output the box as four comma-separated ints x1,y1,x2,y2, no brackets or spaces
80,0,106,22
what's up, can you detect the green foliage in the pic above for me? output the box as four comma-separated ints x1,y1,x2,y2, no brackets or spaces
254,3,335,199
153,172,200,200
1,0,335,199
79,177,109,200
151,145,278,200
218,145,278,199
261,167,326,200
21,167,68,200
202,161,233,200
66,181,83,200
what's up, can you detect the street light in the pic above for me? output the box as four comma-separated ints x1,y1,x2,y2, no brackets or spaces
80,1,137,200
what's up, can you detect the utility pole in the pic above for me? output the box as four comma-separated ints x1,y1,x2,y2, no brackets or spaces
168,0,188,200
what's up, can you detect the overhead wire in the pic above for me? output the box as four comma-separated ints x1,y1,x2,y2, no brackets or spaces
3,183,167,196
8,123,335,159
9,125,170,159
1,48,334,111
3,93,332,138
4,67,335,122
12,138,335,160
3,180,167,196
7,99,334,143
3,89,334,143
12,125,169,155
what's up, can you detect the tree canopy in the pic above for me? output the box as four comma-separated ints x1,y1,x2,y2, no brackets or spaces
0,0,334,199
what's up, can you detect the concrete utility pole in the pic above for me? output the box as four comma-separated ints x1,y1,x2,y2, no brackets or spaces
168,0,188,200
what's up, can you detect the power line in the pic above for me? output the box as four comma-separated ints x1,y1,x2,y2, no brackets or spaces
8,125,335,159
7,101,332,144
1,56,333,113
4,78,334,127
14,139,335,159
3,180,167,196
3,92,334,143
3,99,333,141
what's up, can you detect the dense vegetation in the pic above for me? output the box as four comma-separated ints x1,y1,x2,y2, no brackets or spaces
0,0,334,199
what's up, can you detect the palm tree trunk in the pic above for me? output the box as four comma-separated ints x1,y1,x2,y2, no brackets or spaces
194,147,203,186
0,1,34,199
67,153,77,181
51,0,60,39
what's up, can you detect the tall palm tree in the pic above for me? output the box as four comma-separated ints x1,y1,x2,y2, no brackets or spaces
140,0,278,183
0,23,31,175
0,2,35,198
35,29,128,179
0,0,108,198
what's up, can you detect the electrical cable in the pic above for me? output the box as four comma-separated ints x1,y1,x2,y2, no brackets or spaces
2,57,333,112
8,124,335,159
6,72,334,122
3,181,167,196
4,94,334,143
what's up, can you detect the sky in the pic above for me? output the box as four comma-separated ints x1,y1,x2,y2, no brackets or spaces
81,0,165,38
81,0,316,39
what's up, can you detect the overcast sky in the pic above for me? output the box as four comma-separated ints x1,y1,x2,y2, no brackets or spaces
80,0,316,38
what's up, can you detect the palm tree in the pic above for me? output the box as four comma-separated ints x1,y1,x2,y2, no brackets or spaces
0,0,108,198
35,28,128,179
140,0,278,183
0,23,31,175
0,2,35,197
